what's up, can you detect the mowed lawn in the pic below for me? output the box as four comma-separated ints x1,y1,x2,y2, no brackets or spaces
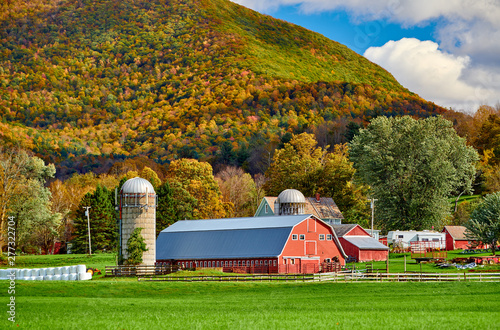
2,280,499,329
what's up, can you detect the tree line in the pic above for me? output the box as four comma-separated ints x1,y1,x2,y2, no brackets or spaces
1,112,499,255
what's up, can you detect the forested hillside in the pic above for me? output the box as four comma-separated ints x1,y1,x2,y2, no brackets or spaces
0,0,445,176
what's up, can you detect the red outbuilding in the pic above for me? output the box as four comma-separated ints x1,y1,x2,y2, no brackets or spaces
332,224,389,262
441,225,486,251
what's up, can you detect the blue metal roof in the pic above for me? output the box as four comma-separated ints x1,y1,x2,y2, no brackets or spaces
156,215,312,260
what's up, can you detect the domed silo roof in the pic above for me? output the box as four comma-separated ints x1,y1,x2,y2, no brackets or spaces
277,189,306,203
121,177,156,194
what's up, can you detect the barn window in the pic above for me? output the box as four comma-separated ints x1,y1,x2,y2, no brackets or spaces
229,261,232,266
291,259,295,265
273,260,276,266
190,262,193,268
260,260,263,265
299,234,305,240
225,261,228,267
326,235,332,240
292,234,298,240
319,234,325,240
204,261,207,267
432,238,440,242
265,205,269,213
283,259,287,265
208,261,211,267
246,260,250,266
251,260,254,266
264,260,268,265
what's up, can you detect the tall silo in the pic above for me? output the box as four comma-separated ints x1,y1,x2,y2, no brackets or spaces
119,177,157,265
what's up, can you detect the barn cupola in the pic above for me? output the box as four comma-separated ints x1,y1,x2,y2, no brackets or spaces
274,189,306,216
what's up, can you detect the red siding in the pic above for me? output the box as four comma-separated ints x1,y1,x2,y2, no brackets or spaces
347,226,370,236
455,240,470,250
340,236,388,262
280,217,345,266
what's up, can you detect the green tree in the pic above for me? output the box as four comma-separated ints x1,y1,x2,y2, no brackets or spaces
264,133,369,223
72,185,117,254
166,159,228,219
0,148,60,253
215,166,259,217
349,116,479,231
466,192,500,255
126,227,148,265
156,181,197,235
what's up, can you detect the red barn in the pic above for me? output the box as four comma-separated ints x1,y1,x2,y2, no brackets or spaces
156,214,346,273
442,226,475,250
332,224,389,262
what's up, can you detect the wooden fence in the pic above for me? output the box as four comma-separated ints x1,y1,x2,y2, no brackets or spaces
105,265,180,277
138,272,500,282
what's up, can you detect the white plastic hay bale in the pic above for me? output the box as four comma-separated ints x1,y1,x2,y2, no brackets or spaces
53,267,61,276
31,269,40,276
15,269,23,279
35,276,44,281
61,274,69,281
77,265,86,274
0,269,8,279
30,276,37,281
23,269,31,277
46,268,55,276
39,268,46,277
53,274,62,281
78,272,92,281
70,265,77,274
61,266,70,275
69,274,77,281
23,276,31,280
44,275,53,281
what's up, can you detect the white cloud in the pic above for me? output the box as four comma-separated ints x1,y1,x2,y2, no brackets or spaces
364,38,497,111
232,0,500,110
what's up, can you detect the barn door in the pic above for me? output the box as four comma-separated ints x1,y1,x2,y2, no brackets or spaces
305,241,316,255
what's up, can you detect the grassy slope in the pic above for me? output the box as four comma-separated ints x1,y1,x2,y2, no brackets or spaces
207,0,405,89
1,281,499,329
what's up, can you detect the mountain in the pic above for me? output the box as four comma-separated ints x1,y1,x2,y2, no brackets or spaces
0,0,445,175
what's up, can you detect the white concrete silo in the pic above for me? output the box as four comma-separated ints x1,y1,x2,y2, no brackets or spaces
119,177,157,265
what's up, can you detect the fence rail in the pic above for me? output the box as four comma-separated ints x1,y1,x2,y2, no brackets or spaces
138,272,500,282
105,265,180,277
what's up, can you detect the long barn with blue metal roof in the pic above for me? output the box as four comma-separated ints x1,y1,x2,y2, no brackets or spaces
156,214,346,274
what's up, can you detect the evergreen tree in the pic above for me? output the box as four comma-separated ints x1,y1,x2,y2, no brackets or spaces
72,185,117,254
126,227,148,265
156,181,197,235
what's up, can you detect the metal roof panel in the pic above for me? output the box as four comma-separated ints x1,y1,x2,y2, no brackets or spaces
343,236,389,250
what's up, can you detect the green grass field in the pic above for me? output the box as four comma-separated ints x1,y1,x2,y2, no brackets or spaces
2,280,499,329
2,254,500,328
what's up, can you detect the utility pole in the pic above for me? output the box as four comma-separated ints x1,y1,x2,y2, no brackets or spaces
83,206,92,255
369,198,378,238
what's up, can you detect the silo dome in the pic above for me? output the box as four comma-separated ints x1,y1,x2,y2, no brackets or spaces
277,189,306,204
274,189,307,216
121,177,156,194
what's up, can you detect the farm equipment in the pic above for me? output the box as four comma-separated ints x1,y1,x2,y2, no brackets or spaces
410,241,447,263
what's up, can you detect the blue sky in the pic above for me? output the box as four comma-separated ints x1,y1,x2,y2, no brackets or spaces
231,1,500,113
